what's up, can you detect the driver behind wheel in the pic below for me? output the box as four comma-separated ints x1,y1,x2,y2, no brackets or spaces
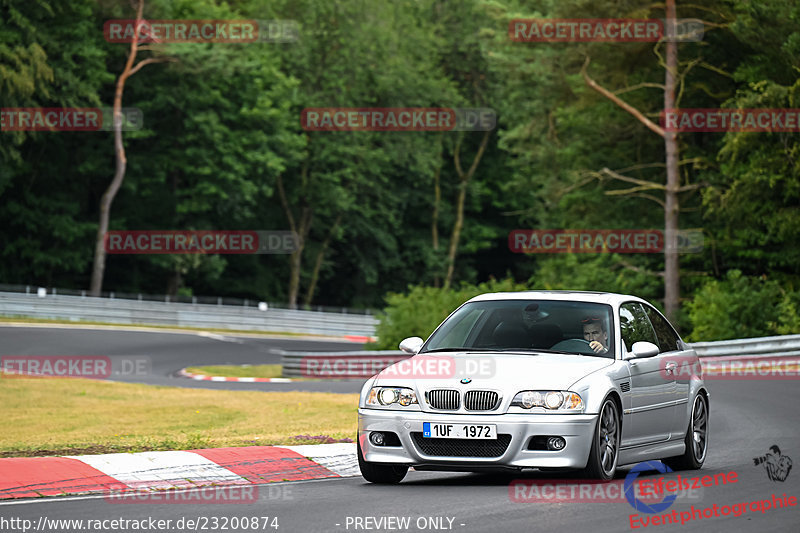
581,317,609,354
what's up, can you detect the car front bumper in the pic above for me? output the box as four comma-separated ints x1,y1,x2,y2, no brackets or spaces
358,408,599,469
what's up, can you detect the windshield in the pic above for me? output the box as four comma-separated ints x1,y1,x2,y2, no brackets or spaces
421,300,615,358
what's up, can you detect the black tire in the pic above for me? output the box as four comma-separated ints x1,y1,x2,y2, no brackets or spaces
664,394,708,471
357,439,408,484
583,398,620,481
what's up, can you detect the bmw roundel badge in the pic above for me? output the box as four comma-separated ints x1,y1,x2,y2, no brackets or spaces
460,378,472,384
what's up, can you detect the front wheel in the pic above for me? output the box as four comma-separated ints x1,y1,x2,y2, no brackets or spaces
357,439,408,484
583,398,620,481
664,394,708,470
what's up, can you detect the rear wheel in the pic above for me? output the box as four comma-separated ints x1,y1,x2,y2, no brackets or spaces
357,439,408,484
664,394,708,470
583,398,620,481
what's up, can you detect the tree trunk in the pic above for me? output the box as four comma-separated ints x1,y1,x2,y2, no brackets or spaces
663,0,680,322
443,179,467,290
432,137,442,288
303,213,341,307
89,112,127,295
432,162,441,251
89,0,170,295
277,170,312,309
443,130,491,289
89,2,143,296
580,1,683,322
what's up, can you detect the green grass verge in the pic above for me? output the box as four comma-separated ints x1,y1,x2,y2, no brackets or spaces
186,365,284,379
0,374,358,457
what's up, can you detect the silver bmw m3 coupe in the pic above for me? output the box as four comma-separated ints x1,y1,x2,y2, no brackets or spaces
357,291,709,483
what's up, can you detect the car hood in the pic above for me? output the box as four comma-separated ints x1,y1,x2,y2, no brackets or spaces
374,352,614,391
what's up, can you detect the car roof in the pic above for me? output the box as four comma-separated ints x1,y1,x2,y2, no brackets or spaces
466,290,647,307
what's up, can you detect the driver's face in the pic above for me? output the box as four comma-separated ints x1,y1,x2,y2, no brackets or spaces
522,312,537,329
583,324,607,346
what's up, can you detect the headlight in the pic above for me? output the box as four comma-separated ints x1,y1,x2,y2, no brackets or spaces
367,387,418,407
511,390,583,411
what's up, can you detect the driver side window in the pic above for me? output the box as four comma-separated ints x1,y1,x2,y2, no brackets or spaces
619,303,658,352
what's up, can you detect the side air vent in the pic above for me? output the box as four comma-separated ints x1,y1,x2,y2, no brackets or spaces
620,382,631,393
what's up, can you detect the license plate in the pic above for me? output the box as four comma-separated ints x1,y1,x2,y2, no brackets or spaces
423,422,496,439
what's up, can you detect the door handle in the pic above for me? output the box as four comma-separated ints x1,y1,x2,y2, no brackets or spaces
664,361,677,374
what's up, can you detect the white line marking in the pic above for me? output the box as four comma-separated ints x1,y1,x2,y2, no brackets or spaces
67,451,248,490
279,444,359,477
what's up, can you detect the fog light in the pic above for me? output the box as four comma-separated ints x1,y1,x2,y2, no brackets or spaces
370,432,385,446
547,437,566,451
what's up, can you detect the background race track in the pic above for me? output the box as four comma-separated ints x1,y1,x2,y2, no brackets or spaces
0,325,365,393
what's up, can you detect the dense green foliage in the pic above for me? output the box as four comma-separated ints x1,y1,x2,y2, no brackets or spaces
373,278,529,349
1,0,798,340
686,270,799,341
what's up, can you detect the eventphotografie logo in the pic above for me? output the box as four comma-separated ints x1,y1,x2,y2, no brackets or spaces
661,109,800,132
509,18,703,42
104,19,298,43
509,229,703,254
300,108,496,132
1,108,142,132
104,230,299,254
625,463,734,508
753,445,793,482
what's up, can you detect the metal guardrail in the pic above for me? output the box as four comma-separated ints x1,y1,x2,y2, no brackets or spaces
690,334,800,358
0,284,375,314
279,334,800,378
0,291,378,337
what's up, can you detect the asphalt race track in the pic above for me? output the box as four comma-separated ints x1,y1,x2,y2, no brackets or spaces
1,325,799,532
0,325,365,393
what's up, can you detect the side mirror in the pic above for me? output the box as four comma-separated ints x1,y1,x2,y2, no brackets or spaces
631,341,660,358
399,336,424,355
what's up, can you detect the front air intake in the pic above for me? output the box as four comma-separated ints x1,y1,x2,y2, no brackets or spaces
426,389,460,410
464,390,500,411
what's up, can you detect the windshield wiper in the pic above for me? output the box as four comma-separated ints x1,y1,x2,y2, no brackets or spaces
522,348,581,355
421,348,504,353
490,348,584,355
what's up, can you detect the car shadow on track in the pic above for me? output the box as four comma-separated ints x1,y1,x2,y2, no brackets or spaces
397,467,634,486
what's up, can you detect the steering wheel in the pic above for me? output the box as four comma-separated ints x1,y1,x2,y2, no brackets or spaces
551,338,600,353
